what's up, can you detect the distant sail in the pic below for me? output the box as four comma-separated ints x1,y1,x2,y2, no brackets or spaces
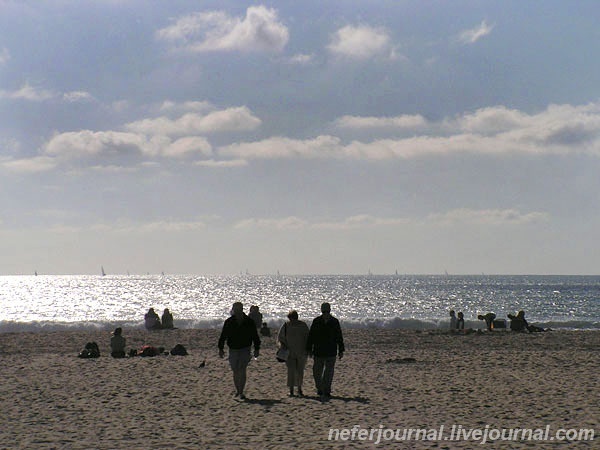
34,270,38,276
101,266,106,276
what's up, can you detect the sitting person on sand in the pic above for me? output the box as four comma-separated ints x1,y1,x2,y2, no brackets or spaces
110,327,126,358
161,308,174,329
144,308,162,330
477,312,496,331
456,311,465,330
260,322,271,337
508,310,528,332
508,310,547,332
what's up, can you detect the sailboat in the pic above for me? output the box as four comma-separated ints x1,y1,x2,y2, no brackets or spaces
101,266,106,276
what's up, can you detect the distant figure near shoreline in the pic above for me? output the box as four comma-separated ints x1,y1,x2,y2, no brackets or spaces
144,308,161,330
162,308,174,329
478,313,496,331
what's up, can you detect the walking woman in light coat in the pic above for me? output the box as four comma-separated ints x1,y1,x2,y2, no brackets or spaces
278,310,309,397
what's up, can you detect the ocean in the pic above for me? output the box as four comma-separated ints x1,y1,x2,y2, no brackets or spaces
0,274,598,332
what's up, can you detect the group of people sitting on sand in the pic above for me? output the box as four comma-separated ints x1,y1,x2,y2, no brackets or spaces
449,309,548,332
144,307,174,330
107,326,188,358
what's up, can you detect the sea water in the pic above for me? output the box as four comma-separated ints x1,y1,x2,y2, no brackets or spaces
0,274,598,332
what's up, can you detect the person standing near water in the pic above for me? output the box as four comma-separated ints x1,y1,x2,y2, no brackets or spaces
307,302,345,399
449,310,457,330
218,302,261,400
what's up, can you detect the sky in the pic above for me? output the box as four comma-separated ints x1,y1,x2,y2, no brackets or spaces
1,1,600,276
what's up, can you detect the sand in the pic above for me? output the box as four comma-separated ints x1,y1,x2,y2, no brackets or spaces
0,328,598,449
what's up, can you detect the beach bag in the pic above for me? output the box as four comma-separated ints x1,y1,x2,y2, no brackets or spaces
170,344,188,356
276,322,288,362
78,341,100,358
276,346,289,362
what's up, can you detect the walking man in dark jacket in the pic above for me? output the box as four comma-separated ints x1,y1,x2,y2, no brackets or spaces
218,302,261,400
306,302,344,399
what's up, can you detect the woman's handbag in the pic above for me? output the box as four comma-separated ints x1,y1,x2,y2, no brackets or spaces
276,346,289,362
276,322,289,362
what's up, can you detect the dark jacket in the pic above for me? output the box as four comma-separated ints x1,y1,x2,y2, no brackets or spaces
218,313,261,351
306,315,345,357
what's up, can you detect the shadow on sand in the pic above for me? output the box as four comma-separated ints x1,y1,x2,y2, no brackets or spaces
306,395,370,404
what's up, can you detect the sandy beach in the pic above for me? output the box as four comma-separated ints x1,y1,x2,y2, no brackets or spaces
0,328,597,449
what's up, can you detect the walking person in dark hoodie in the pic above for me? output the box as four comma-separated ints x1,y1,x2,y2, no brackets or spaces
218,302,261,400
306,302,345,399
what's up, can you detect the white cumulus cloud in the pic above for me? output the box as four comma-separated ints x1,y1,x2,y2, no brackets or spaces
327,25,392,59
125,107,261,136
156,5,289,53
219,102,600,161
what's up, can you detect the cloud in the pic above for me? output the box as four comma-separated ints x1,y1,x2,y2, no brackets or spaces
125,107,261,136
133,220,207,233
286,53,315,65
235,216,308,230
427,209,549,225
314,215,409,230
453,106,528,135
334,114,428,130
163,136,212,158
0,84,94,103
156,5,289,53
63,91,95,102
0,47,10,65
220,102,600,161
220,135,344,159
43,130,151,159
1,156,58,173
42,130,212,161
0,83,54,101
327,25,392,60
193,159,248,168
159,100,213,113
458,20,494,44
232,210,545,231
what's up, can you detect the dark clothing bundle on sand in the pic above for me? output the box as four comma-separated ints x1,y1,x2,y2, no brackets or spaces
78,342,100,358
